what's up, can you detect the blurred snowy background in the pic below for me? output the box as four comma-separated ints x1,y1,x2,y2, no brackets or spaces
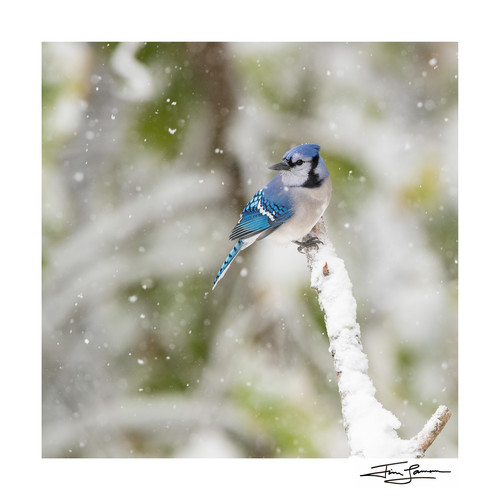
42,42,458,458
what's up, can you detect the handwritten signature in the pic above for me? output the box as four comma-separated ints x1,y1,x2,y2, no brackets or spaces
360,461,451,485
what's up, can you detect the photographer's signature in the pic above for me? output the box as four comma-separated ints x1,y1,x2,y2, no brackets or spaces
360,461,451,485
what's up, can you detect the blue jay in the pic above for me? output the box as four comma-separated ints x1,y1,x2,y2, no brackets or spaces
212,143,332,289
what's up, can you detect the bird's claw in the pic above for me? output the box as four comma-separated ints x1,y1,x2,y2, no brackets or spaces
293,237,323,253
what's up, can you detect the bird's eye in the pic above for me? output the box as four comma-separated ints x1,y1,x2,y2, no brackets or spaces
296,159,303,166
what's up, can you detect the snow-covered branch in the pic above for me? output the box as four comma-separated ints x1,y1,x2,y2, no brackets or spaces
301,218,451,458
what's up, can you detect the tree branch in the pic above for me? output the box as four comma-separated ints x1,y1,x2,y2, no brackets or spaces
301,217,451,457
410,405,452,458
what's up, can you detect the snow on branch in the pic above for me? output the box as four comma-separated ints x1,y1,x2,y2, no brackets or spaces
301,218,451,458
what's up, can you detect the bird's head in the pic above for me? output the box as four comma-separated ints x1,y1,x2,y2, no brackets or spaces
269,144,327,187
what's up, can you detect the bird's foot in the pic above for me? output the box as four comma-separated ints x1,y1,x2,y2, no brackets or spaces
293,237,323,253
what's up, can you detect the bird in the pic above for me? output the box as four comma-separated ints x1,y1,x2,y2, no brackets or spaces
212,143,332,289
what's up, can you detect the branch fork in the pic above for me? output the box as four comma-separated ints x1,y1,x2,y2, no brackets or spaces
301,218,451,457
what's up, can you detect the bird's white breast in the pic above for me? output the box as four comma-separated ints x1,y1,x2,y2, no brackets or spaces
269,180,332,243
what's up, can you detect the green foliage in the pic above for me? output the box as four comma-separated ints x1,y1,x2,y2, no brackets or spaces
232,384,322,457
134,43,202,157
121,276,212,394
400,163,458,279
324,152,371,198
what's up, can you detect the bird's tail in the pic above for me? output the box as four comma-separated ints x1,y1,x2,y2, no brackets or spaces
212,239,245,290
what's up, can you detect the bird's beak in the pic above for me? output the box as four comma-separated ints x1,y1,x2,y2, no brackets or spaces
269,160,290,171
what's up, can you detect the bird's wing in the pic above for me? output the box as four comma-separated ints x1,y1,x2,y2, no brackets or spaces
229,188,293,241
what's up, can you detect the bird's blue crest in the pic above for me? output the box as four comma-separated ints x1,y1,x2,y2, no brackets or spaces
282,144,320,162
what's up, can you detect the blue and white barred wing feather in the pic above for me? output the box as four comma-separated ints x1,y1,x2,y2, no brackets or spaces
212,188,293,289
230,188,293,241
